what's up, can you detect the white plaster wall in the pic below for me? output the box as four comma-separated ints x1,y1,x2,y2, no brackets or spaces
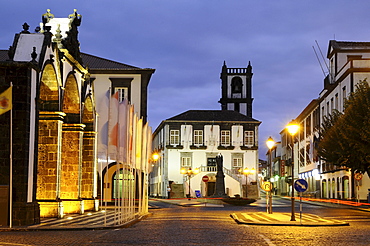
27,68,38,202
93,73,142,164
13,34,44,62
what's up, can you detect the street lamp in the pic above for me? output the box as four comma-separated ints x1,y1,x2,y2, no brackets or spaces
152,152,160,162
180,167,199,200
266,136,275,214
242,167,256,197
286,120,299,221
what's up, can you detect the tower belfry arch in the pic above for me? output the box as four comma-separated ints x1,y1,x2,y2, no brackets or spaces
219,61,254,117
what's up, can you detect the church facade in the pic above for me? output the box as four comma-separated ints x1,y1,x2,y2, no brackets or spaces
0,10,154,226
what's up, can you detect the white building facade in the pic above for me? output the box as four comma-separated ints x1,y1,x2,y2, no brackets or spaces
277,40,370,201
151,110,261,199
150,61,261,199
318,40,370,200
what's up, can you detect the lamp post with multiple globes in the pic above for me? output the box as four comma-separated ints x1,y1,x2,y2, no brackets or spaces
286,120,299,221
180,167,199,200
266,136,275,214
241,167,256,197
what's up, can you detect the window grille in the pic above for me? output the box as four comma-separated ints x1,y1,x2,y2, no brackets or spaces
170,130,179,145
181,157,191,167
220,130,230,145
244,131,254,146
114,87,128,103
194,130,203,145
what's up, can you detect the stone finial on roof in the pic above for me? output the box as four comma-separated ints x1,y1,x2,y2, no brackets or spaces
21,23,30,34
31,47,37,63
42,9,54,25
53,24,63,48
68,9,82,26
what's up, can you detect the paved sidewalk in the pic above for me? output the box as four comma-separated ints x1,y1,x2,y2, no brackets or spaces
0,209,151,232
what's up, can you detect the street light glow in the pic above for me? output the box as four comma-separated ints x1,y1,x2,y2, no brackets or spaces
243,168,256,175
266,136,275,150
181,167,199,200
286,121,299,136
286,119,299,221
152,152,160,161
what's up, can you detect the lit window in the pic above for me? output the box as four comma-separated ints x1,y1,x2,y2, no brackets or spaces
233,158,242,168
115,87,128,103
244,131,254,146
220,130,230,146
181,157,191,167
170,130,179,145
194,130,203,145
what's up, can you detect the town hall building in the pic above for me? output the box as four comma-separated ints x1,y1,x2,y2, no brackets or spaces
150,61,261,199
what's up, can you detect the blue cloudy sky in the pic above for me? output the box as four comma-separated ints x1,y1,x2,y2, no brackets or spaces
1,1,370,158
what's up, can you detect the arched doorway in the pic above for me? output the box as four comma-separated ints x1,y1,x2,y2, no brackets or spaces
112,168,135,199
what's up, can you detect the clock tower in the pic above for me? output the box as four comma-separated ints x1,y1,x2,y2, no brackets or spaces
219,61,254,117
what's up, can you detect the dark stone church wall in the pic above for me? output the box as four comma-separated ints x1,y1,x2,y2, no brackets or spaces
0,64,40,226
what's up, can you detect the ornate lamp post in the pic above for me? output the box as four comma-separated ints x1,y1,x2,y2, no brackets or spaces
286,120,299,221
180,167,199,200
242,167,256,197
266,136,275,214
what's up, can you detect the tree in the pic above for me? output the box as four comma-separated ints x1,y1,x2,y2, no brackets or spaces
318,79,370,177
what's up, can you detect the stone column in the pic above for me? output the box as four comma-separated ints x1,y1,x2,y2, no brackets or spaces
60,123,85,214
81,130,98,211
36,112,65,218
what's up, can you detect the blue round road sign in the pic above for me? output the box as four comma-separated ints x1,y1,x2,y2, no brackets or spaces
294,179,308,192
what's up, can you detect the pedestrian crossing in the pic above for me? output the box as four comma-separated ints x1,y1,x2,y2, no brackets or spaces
26,209,143,229
232,212,349,226
249,199,290,207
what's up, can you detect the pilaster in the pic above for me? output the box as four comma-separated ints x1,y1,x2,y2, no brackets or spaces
60,123,85,214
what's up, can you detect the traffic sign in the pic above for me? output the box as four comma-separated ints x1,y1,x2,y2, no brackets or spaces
262,181,271,192
294,179,308,192
202,175,209,182
354,172,363,181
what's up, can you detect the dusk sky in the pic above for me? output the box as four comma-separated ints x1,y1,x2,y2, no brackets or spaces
1,1,370,158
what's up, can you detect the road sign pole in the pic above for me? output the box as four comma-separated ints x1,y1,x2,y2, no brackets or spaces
300,192,302,224
294,179,308,224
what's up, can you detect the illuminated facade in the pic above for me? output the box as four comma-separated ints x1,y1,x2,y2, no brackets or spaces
150,62,261,199
151,110,261,199
318,40,370,200
0,10,154,226
276,40,370,201
84,53,154,203
0,10,95,225
279,100,320,197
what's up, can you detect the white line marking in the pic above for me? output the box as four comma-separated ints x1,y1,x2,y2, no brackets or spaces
259,234,276,246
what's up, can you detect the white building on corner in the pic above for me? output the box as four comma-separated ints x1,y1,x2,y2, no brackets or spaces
150,61,261,199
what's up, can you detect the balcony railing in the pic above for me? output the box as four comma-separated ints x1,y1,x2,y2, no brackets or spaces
198,166,242,182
